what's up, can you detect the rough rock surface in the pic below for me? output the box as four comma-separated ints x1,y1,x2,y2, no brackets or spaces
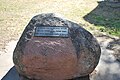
13,13,101,80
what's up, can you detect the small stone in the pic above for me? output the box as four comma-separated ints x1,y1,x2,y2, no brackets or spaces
13,13,101,80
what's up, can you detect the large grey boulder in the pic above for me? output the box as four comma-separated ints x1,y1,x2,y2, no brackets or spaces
13,13,101,80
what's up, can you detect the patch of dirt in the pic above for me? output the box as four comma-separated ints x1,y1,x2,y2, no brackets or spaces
90,33,120,80
0,40,17,79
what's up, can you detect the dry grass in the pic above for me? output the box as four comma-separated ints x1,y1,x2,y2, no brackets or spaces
0,0,98,51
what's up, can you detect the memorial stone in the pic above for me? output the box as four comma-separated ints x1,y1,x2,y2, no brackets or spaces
13,13,101,80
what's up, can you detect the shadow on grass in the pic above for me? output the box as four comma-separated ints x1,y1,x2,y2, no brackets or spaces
83,1,120,37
